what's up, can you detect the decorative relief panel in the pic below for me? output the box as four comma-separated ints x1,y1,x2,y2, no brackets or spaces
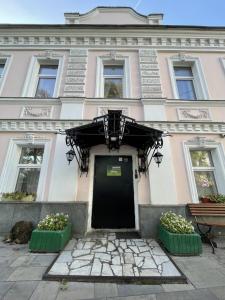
20,106,53,118
63,48,87,97
177,108,211,121
98,106,129,116
139,49,162,99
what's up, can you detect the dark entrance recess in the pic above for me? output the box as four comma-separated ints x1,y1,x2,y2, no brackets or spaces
92,156,135,229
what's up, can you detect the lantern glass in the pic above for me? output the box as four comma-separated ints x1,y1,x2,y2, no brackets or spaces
66,149,75,163
153,151,163,166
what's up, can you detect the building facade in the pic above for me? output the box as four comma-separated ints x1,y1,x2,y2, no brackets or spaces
1,7,225,236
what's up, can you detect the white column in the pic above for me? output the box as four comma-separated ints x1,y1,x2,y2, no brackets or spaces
48,98,84,202
142,100,178,204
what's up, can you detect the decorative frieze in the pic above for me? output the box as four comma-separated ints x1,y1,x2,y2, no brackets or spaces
1,119,225,134
177,108,212,121
0,35,225,49
139,49,162,99
63,48,87,97
20,106,53,118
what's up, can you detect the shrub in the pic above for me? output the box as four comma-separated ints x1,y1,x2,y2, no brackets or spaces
206,194,225,203
160,211,194,234
2,192,36,202
37,213,69,231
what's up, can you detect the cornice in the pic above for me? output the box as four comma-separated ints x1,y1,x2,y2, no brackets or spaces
0,31,225,50
0,119,225,134
84,98,141,105
165,99,225,107
0,97,61,105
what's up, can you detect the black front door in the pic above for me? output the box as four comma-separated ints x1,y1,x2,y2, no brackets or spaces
92,156,135,229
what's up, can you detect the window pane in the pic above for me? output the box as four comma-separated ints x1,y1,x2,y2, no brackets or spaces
19,147,44,164
104,78,123,98
174,66,193,77
0,64,5,77
15,168,40,194
194,171,218,197
35,78,56,98
39,65,58,76
176,80,197,100
104,65,124,76
190,150,213,167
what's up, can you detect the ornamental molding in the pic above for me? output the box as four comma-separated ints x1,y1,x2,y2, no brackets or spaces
35,50,63,60
20,106,53,118
1,119,225,134
186,136,217,146
0,35,225,49
177,108,212,121
98,106,129,116
170,52,197,61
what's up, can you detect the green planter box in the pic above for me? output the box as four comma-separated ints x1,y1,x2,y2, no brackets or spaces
159,225,202,255
29,223,72,253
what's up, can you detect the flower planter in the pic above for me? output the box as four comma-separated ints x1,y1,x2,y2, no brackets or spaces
29,223,72,253
159,225,202,255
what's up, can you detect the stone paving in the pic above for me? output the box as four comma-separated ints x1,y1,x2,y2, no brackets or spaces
1,236,225,299
46,233,182,281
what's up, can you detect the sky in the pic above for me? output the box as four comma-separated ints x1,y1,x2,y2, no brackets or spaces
0,0,225,26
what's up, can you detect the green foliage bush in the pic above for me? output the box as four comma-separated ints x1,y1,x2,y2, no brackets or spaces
160,211,194,234
206,194,225,203
37,213,69,231
2,192,36,202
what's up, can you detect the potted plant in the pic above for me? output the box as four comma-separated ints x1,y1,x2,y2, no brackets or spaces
1,192,36,202
29,213,72,252
159,211,202,255
205,194,225,203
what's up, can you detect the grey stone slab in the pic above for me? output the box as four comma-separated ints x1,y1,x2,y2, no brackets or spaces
70,265,91,275
30,281,60,300
7,266,46,281
56,282,94,300
0,282,14,298
3,281,39,300
0,255,18,267
10,255,35,267
94,283,118,298
0,266,15,281
64,239,76,251
49,263,69,275
31,254,57,266
162,283,195,292
210,286,225,300
108,295,156,300
55,251,73,264
117,284,163,297
155,288,219,300
173,256,225,288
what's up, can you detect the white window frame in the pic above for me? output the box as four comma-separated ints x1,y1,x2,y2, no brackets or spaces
0,55,13,95
35,65,58,98
22,53,64,98
95,56,131,98
183,140,225,203
168,55,209,100
0,136,51,202
220,57,225,74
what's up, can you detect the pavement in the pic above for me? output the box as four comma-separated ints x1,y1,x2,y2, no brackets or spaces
0,236,225,300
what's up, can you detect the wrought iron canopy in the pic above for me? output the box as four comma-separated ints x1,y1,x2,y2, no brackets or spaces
65,110,163,173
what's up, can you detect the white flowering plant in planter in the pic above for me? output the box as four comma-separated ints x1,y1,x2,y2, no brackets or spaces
160,211,194,234
37,213,69,231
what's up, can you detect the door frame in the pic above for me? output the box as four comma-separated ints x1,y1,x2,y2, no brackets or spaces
87,147,139,232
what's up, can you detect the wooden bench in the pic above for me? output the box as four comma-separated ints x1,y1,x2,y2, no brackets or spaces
188,203,225,253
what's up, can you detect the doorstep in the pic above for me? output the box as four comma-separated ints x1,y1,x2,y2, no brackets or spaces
43,233,186,284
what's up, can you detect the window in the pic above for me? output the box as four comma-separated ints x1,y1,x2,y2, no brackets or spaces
168,55,209,100
103,65,124,98
0,61,5,79
95,56,130,98
190,150,218,198
35,65,58,98
0,56,11,95
15,146,44,194
174,66,197,100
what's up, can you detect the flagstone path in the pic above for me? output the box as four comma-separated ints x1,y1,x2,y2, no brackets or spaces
46,233,183,282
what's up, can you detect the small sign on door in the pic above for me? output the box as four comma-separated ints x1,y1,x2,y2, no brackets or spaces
107,165,122,176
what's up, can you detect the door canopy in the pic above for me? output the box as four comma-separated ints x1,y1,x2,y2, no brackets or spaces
65,110,164,173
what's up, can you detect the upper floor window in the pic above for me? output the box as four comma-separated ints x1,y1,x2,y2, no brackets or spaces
174,66,197,100
0,56,11,95
104,65,124,98
35,65,58,98
0,62,5,79
190,150,218,198
96,56,131,98
168,55,209,101
15,146,44,194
